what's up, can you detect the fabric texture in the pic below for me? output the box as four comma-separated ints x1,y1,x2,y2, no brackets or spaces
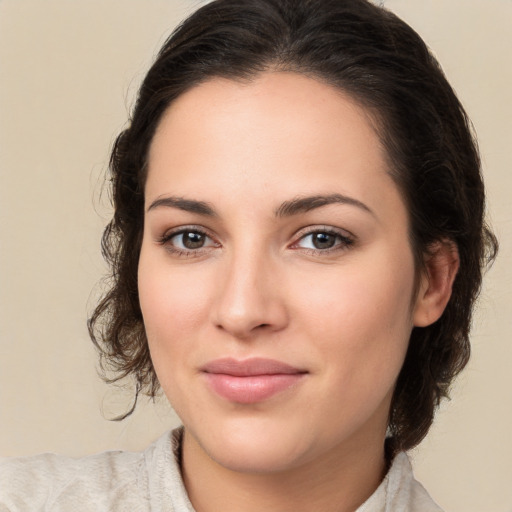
0,427,443,512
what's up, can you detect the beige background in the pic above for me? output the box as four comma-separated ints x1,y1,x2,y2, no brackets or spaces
0,1,510,510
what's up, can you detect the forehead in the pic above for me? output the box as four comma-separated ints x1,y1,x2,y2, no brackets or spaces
146,72,403,220
150,72,383,163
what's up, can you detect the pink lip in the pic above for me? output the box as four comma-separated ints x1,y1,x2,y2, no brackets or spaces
201,358,307,404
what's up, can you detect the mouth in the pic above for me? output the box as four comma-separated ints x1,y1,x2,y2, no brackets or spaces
201,357,308,404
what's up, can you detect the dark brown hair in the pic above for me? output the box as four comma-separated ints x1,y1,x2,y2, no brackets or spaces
89,0,497,453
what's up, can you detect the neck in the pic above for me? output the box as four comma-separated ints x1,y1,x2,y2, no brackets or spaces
180,428,387,512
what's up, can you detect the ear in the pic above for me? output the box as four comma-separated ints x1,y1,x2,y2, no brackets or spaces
413,240,460,327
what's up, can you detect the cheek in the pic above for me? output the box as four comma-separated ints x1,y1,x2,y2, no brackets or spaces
297,254,414,319
137,253,213,363
292,250,416,372
138,259,216,409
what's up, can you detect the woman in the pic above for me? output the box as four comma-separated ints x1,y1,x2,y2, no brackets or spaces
0,0,497,510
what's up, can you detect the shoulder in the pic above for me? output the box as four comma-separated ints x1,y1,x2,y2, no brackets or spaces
0,435,166,512
387,453,444,511
357,452,444,512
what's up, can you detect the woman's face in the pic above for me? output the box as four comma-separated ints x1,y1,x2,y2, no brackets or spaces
138,72,423,473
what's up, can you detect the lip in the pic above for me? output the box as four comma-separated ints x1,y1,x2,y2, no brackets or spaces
201,358,307,404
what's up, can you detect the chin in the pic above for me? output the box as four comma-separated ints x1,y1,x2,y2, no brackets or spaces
207,437,309,474
185,413,335,475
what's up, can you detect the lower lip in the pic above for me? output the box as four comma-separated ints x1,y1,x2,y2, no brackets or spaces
204,373,305,404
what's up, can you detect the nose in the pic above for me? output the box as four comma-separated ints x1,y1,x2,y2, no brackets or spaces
211,250,289,340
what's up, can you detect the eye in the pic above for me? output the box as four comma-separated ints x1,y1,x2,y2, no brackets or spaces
173,231,209,250
158,227,219,255
293,228,354,252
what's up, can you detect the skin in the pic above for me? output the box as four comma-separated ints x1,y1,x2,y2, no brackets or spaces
138,72,457,512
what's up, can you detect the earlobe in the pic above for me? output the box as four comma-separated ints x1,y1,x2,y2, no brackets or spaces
413,240,460,327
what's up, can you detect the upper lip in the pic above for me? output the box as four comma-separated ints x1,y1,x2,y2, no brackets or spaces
201,357,307,376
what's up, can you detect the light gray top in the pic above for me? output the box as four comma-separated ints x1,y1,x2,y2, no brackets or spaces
0,428,443,512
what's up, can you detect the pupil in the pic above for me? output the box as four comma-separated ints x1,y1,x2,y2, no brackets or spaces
313,233,336,249
183,232,204,249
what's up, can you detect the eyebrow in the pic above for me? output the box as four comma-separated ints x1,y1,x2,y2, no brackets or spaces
275,194,374,218
146,193,374,218
147,196,217,216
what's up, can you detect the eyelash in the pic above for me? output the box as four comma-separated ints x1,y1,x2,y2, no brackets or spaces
291,226,355,255
157,226,218,258
157,225,355,258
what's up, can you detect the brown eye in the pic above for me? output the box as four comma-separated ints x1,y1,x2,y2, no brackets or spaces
181,231,206,249
162,229,217,252
294,229,354,252
311,232,337,249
